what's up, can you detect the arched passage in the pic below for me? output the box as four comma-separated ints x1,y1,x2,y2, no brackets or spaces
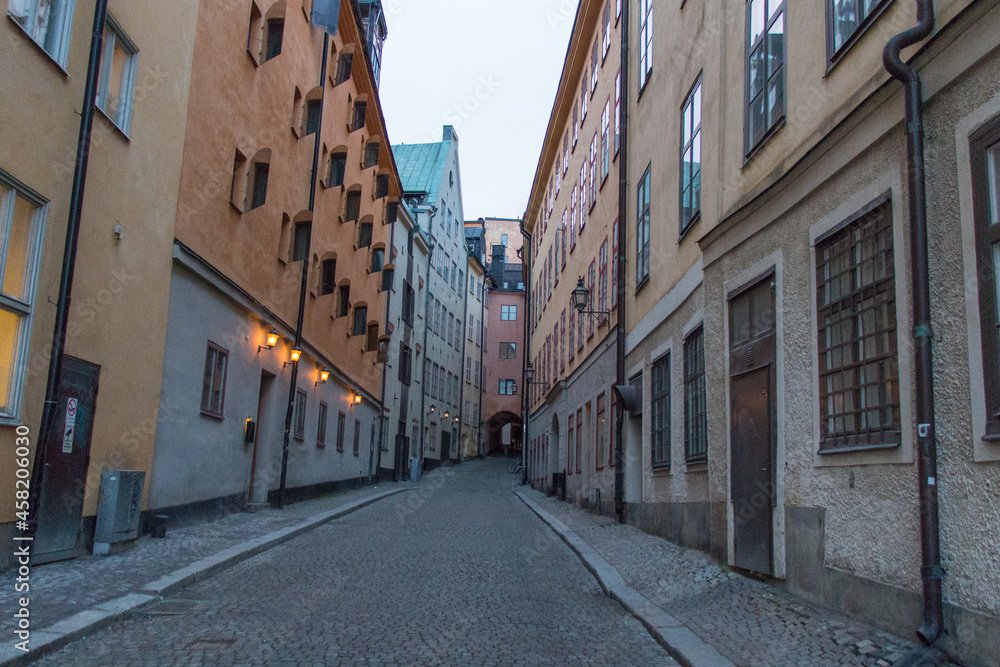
485,411,522,456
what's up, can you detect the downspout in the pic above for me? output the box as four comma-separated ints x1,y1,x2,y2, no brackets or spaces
520,222,532,484
477,274,487,457
416,206,438,478
882,0,942,646
614,0,631,524
278,32,330,509
457,258,470,461
374,194,399,483
27,0,110,534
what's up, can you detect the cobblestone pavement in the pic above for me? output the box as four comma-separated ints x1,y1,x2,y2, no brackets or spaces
33,459,675,666
2,480,401,635
522,488,957,667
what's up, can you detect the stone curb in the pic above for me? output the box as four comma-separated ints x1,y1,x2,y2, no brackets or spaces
515,490,734,667
1,486,410,666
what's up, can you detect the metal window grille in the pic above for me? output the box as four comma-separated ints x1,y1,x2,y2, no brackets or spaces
684,328,707,463
651,353,670,469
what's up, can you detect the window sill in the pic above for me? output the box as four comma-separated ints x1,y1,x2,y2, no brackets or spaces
685,460,708,472
743,116,786,167
678,212,701,243
635,276,649,294
0,417,26,428
316,442,326,449
651,464,671,475
200,409,224,421
7,14,70,76
637,73,652,104
817,441,899,456
95,106,132,142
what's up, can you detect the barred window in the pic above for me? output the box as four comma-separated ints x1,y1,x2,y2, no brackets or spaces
971,123,1000,437
684,327,707,463
816,201,899,451
651,353,670,470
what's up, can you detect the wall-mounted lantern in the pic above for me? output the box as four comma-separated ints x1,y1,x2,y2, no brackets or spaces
258,328,280,354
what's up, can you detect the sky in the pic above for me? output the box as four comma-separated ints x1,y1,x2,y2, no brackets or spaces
378,0,578,222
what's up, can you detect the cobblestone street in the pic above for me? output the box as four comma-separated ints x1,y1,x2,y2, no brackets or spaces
30,460,674,666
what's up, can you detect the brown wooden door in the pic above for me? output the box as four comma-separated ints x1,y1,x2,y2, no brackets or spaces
728,276,776,576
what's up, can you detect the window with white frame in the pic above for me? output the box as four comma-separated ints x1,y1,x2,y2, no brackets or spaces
601,100,611,182
96,16,138,134
681,76,702,234
8,0,77,67
0,179,46,420
746,0,786,153
498,379,516,395
636,165,651,286
638,0,653,89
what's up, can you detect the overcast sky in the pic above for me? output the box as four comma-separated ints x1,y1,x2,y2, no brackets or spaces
378,0,577,222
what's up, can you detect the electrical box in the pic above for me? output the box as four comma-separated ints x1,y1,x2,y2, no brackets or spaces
93,470,145,556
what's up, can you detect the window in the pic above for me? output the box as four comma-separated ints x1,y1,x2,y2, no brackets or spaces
381,266,393,292
581,70,589,120
200,342,228,418
375,174,389,199
334,52,353,85
353,418,361,455
611,218,619,308
320,258,336,295
0,180,45,419
337,284,350,318
328,153,347,187
336,411,346,451
304,99,321,136
589,135,598,207
250,161,269,210
651,354,670,470
402,281,415,325
564,133,570,174
683,327,707,463
292,222,310,262
499,379,516,395
596,393,606,470
816,202,899,450
560,311,566,371
265,17,284,61
573,102,579,147
499,342,516,359
638,0,653,89
474,361,481,387
598,240,608,321
588,260,596,338
501,305,517,321
746,0,786,153
466,356,472,382
364,142,380,169
681,77,702,233
972,125,1000,437
352,100,367,132
591,39,599,92
317,401,328,447
386,201,399,224
371,247,385,272
567,417,575,475
615,71,622,155
96,16,138,134
576,409,583,472
601,101,610,181
345,190,361,221
230,150,247,208
293,389,307,440
358,221,373,248
352,306,367,336
569,306,576,360
827,0,890,62
501,234,508,246
636,166,651,286
570,186,578,248
580,164,588,226
602,1,612,58
366,322,379,352
8,0,76,67
399,343,412,385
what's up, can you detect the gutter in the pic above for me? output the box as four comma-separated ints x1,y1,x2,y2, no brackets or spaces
882,0,942,646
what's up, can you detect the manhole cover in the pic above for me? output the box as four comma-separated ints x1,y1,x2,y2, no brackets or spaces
187,638,234,651
145,599,207,616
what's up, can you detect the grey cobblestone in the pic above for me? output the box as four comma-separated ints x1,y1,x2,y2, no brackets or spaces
2,482,402,635
522,488,958,667
30,460,675,666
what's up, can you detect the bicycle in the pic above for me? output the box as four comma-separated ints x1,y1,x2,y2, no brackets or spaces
507,458,524,476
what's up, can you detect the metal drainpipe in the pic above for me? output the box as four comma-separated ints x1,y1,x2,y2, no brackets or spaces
457,257,470,461
27,0,110,535
416,206,438,479
278,32,330,509
613,0,631,525
520,222,532,484
882,0,942,646
374,194,399,483
477,273,487,457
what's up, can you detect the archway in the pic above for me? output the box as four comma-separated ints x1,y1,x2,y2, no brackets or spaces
485,411,522,457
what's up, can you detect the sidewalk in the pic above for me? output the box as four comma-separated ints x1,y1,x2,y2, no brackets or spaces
2,481,405,642
518,487,955,667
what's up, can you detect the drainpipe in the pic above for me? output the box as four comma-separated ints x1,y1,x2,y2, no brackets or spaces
613,0,631,524
457,259,470,462
27,0,110,535
520,222,532,484
416,206,438,479
278,32,330,509
882,0,942,646
374,193,399,483
477,274,488,457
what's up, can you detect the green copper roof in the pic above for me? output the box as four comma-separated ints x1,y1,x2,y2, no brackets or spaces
392,140,449,204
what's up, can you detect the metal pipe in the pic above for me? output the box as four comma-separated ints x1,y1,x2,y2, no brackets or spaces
614,0,631,524
457,254,470,461
520,222,532,484
27,0,110,534
477,273,487,457
416,206,438,479
882,0,942,646
375,190,399,483
278,32,330,509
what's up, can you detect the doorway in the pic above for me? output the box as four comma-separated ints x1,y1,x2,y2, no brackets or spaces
34,356,101,564
440,430,451,461
247,370,276,505
728,274,777,576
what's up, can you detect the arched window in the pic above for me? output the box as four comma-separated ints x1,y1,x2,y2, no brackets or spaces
263,2,286,63
247,2,264,64
334,48,354,86
371,247,385,273
351,99,367,132
302,87,322,136
357,221,373,248
248,149,272,210
290,87,303,135
364,141,380,169
337,281,351,318
345,187,362,222
352,304,368,337
328,147,348,187
319,254,337,295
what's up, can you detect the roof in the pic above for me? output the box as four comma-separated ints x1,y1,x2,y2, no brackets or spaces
392,141,449,204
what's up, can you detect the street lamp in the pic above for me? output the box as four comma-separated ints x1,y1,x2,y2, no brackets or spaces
315,367,331,386
572,277,610,319
284,347,303,369
258,328,280,354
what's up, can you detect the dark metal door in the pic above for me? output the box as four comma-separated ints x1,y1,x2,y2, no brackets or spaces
728,276,776,576
440,431,450,461
34,356,101,564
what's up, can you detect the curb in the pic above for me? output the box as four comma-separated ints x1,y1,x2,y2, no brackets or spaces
2,486,409,666
515,490,734,667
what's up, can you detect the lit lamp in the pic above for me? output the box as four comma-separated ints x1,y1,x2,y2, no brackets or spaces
284,347,303,369
454,416,460,423
354,394,363,405
428,405,436,414
572,277,610,319
443,411,450,419
316,367,331,386
258,328,280,354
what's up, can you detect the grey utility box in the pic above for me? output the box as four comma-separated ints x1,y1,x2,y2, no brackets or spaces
93,470,145,556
